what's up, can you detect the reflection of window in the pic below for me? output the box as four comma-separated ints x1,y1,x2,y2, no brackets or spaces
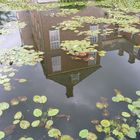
90,25,99,43
70,73,80,84
88,52,97,65
49,29,60,49
51,56,61,72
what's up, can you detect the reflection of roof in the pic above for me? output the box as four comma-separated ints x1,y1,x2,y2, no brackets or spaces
102,38,134,52
47,65,101,87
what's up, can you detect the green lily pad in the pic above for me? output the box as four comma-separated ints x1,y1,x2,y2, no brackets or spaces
128,104,135,111
20,120,30,129
87,132,97,140
121,112,131,118
79,129,89,138
127,127,136,139
0,131,5,140
45,120,53,129
48,128,61,138
19,137,34,140
105,136,115,140
18,79,27,83
96,102,104,109
48,108,59,117
13,120,20,125
60,135,74,140
33,109,42,117
14,111,22,120
33,95,47,104
136,91,140,96
101,120,110,127
0,102,10,110
31,120,40,127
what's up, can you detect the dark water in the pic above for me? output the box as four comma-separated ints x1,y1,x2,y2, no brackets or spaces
0,6,140,140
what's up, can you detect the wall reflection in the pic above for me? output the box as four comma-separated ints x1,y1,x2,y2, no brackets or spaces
17,10,140,97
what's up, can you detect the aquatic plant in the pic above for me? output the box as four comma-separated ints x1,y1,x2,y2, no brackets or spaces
0,46,44,91
0,94,74,140
49,9,79,17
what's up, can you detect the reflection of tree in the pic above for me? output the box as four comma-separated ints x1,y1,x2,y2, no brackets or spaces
0,12,14,25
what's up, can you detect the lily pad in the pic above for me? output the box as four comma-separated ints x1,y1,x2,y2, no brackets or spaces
0,102,10,110
101,120,110,127
136,91,140,96
48,128,61,138
18,79,27,83
45,120,53,129
33,95,47,104
13,120,20,125
87,132,97,140
14,111,22,120
31,120,40,128
79,129,89,138
33,109,42,117
48,108,59,117
60,135,74,140
121,112,131,118
0,110,3,117
20,120,30,129
0,131,5,140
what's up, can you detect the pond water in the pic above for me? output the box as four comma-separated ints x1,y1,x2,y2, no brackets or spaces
0,5,140,140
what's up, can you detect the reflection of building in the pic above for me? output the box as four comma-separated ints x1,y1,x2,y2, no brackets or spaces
17,9,140,97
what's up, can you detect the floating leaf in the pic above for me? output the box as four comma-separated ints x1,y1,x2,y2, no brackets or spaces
20,120,30,129
45,120,53,129
0,102,9,110
9,72,15,77
0,110,3,117
13,120,20,125
31,120,40,128
87,132,97,140
128,104,135,111
19,136,34,140
48,128,61,138
127,127,136,139
18,96,27,102
79,129,89,138
0,131,5,139
95,125,103,132
101,120,110,127
10,98,19,106
48,108,59,117
96,102,104,109
121,112,131,118
60,135,74,140
33,95,47,104
136,91,140,96
33,109,42,117
18,79,27,83
105,136,115,140
14,111,22,120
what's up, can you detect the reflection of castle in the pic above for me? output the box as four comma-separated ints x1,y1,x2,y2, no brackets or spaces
17,9,140,97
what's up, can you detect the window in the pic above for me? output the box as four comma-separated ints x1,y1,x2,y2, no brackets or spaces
90,25,99,43
51,56,61,72
49,29,60,49
88,52,97,65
